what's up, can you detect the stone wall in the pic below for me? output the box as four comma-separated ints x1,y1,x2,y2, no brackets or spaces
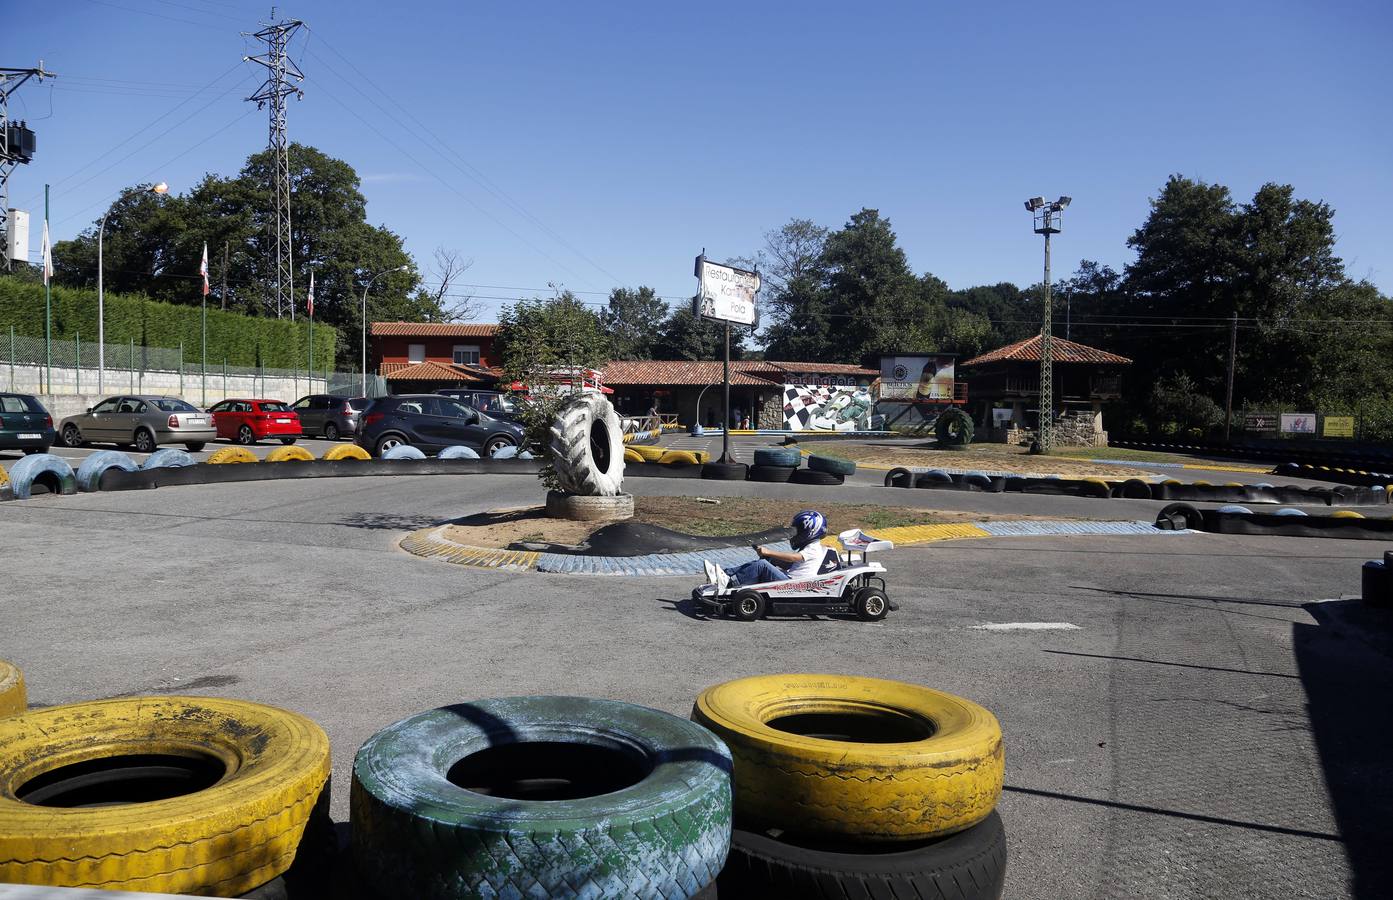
1003,415,1109,448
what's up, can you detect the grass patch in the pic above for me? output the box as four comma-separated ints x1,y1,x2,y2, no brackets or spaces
633,496,987,537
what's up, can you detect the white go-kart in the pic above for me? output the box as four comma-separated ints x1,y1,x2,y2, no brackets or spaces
693,529,896,622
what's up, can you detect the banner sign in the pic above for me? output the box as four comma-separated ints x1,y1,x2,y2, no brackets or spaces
1279,413,1316,434
1322,415,1354,438
878,355,956,400
1243,413,1278,431
694,256,760,326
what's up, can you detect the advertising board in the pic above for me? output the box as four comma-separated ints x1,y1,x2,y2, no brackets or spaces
1322,416,1354,438
1279,413,1316,434
693,256,760,326
878,355,956,401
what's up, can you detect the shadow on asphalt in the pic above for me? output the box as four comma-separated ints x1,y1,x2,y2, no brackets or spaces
657,596,713,620
335,512,444,531
1293,598,1393,898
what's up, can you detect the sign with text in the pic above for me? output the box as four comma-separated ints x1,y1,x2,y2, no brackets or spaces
1279,413,1316,434
1322,415,1354,438
879,355,956,400
694,256,760,326
1244,413,1278,432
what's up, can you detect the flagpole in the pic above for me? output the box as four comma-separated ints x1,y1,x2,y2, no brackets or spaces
201,282,207,406
308,270,314,394
43,184,51,394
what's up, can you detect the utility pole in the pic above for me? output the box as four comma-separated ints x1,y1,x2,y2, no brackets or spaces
1224,312,1238,441
0,63,55,270
244,12,305,319
221,241,229,310
1025,196,1071,453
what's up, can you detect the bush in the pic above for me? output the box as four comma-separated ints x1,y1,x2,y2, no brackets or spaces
1147,373,1224,436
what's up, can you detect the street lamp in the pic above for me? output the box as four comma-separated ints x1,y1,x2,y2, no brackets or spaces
361,265,408,397
1025,195,1070,453
98,181,166,394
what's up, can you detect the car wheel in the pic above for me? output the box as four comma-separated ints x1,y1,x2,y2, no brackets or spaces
375,434,406,457
184,442,205,452
280,437,297,446
855,587,890,622
237,425,256,445
324,422,340,441
133,429,155,454
485,436,513,456
61,424,83,448
732,590,765,622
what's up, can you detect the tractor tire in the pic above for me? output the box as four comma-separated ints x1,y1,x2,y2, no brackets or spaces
549,392,625,496
75,450,139,492
717,811,1007,900
545,490,634,522
753,447,802,467
884,467,915,488
0,661,23,717
0,696,330,896
807,454,856,476
791,469,844,486
935,408,974,448
691,674,1003,841
749,465,795,483
350,696,732,900
702,462,748,480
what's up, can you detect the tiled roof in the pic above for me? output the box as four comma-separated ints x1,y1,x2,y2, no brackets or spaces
600,359,877,386
761,361,879,376
371,322,500,337
380,361,497,383
961,335,1132,367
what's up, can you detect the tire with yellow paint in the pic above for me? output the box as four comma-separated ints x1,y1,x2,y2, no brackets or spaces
0,696,330,896
264,444,314,463
692,674,1003,841
624,447,645,464
0,662,23,718
323,443,371,461
207,446,257,465
659,450,705,466
631,444,666,462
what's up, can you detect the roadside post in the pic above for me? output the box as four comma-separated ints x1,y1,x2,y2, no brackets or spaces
693,253,760,463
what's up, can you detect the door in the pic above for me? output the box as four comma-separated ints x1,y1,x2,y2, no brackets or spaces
291,396,317,433
84,397,123,440
209,400,232,439
431,397,480,449
109,397,146,444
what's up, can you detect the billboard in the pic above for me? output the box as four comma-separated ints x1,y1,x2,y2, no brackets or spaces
694,256,760,326
1243,413,1278,432
1279,413,1316,434
1322,416,1354,438
879,355,956,401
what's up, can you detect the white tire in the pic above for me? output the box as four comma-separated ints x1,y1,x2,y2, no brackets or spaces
545,491,634,522
548,393,625,496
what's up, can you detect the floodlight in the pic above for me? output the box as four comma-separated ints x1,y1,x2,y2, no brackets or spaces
1056,196,1071,208
1027,196,1046,210
151,183,169,195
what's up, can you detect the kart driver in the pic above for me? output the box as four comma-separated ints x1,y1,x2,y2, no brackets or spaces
705,510,827,590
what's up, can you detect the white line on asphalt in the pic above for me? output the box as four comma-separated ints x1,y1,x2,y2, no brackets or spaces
971,622,1082,631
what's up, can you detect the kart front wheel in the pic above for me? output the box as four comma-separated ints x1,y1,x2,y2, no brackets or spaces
731,590,766,622
855,588,890,622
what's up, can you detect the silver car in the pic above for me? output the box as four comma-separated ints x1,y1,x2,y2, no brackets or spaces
59,395,216,453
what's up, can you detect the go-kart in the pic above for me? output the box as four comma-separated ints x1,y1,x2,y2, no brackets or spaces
693,528,895,621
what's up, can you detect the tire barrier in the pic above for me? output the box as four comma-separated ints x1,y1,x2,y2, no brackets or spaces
1362,552,1393,608
323,443,372,461
1114,478,1153,499
807,454,857,476
702,461,748,480
1154,502,1204,531
207,446,257,465
545,490,636,521
749,465,796,483
631,444,668,463
489,444,519,459
550,392,625,496
913,471,1004,493
1111,437,1393,472
884,466,915,488
0,696,330,896
76,450,139,492
1274,461,1393,487
141,448,196,469
753,447,802,468
381,444,428,461
623,447,645,464
350,696,731,900
791,469,844,486
658,449,706,466
613,461,702,480
1153,480,1388,506
692,674,1003,841
1193,508,1393,540
3,453,76,500
264,444,315,463
0,661,23,717
1275,508,1308,516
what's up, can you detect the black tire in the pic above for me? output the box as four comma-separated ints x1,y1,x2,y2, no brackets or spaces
748,465,795,483
61,424,83,448
279,437,297,446
807,454,856,476
324,422,340,441
237,425,257,446
718,810,1007,900
936,408,975,448
1117,478,1153,499
884,466,914,488
753,447,802,467
791,469,844,486
184,442,205,453
731,589,766,621
855,587,890,621
133,428,156,454
1155,501,1204,531
702,462,748,480
350,696,732,900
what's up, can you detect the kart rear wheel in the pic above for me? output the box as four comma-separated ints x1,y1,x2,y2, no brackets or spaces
855,587,890,622
731,590,765,622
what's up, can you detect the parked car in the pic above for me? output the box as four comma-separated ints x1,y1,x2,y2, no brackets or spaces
357,394,524,457
435,389,523,424
59,395,215,453
290,394,363,440
209,398,301,445
0,393,56,455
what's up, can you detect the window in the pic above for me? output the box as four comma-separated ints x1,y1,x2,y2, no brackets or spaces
437,398,475,419
152,398,198,412
0,397,28,413
453,344,480,365
291,397,310,409
93,398,121,414
259,401,290,412
209,401,230,413
408,343,426,364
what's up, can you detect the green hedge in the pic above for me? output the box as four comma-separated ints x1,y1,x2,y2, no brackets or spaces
0,277,337,371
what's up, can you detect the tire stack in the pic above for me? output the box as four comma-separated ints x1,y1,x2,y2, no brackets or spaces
693,673,1008,899
748,446,802,483
793,453,855,486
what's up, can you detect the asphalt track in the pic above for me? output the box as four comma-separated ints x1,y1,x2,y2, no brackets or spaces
2,469,1389,899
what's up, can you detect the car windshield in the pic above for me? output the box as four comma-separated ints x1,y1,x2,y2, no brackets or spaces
152,398,199,412
259,401,290,412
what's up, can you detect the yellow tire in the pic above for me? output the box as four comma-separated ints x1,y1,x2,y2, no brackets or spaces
1192,480,1212,487
206,447,257,465
263,445,314,463
0,662,23,718
322,444,371,461
623,448,644,464
0,468,8,489
658,450,701,466
0,696,330,896
692,674,1003,841
631,444,666,462
1331,510,1365,519
1225,481,1244,487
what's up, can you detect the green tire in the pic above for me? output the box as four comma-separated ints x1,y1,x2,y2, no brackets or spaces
351,696,732,899
807,454,857,476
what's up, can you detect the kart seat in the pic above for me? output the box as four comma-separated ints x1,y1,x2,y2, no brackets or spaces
817,548,841,574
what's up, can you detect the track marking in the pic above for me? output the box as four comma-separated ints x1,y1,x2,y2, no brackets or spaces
972,622,1082,631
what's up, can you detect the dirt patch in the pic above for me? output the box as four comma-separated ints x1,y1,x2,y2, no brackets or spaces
442,496,1061,549
809,442,1153,478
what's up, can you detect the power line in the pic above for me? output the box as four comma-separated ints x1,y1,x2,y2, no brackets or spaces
82,0,230,31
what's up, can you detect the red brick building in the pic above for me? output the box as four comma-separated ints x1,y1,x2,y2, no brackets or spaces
370,322,502,390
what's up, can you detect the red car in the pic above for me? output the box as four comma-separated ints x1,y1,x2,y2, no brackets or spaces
209,398,301,445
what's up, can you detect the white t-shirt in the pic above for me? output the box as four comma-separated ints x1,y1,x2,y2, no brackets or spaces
785,541,827,579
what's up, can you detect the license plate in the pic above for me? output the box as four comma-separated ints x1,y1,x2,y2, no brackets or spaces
187,417,206,424
276,418,291,423
18,433,40,440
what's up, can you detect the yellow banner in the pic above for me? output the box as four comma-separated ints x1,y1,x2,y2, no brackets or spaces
1322,416,1354,438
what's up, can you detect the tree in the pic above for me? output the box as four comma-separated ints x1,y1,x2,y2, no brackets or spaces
655,305,746,361
416,247,476,322
602,286,668,360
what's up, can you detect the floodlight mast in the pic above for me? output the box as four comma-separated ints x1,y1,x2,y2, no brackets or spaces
1027,196,1070,453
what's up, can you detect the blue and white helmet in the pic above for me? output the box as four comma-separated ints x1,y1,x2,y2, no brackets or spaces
791,509,827,542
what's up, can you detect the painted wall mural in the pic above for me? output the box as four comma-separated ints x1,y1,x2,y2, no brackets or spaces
782,384,881,431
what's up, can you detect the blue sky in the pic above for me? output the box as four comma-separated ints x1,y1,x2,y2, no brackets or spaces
8,0,1392,320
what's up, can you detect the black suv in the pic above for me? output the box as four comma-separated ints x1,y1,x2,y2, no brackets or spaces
358,394,525,457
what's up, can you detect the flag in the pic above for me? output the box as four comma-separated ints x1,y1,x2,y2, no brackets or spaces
40,220,53,285
306,270,315,318
199,243,210,296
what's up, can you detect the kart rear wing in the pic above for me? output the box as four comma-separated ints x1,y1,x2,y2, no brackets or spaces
837,528,893,565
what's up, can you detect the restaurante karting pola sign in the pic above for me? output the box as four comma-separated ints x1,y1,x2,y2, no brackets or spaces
693,255,760,326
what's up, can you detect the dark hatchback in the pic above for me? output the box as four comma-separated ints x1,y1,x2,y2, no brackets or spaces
356,394,525,457
0,393,56,454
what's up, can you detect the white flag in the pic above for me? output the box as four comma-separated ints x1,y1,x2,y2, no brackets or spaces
306,270,315,318
40,220,53,285
200,243,210,296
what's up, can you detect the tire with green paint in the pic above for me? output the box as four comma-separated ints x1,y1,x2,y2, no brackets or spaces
807,454,856,476
350,696,732,900
5,453,77,500
76,450,139,492
935,409,974,447
753,447,802,468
